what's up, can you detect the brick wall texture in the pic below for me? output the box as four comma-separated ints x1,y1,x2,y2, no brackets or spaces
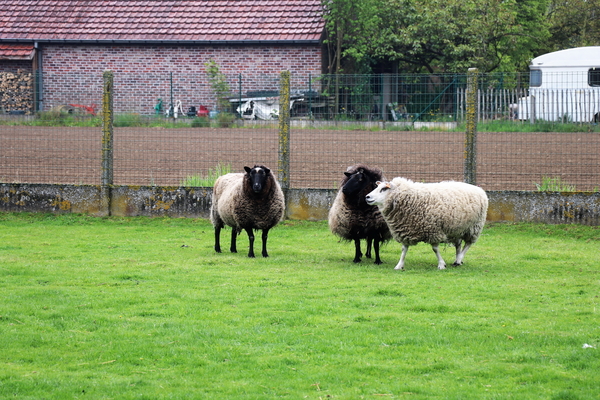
36,44,322,115
0,60,33,74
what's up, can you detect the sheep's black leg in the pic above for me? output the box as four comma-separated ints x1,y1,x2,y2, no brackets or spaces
373,239,383,265
230,228,238,253
214,226,222,253
245,228,256,258
353,238,362,263
365,237,373,259
261,228,270,258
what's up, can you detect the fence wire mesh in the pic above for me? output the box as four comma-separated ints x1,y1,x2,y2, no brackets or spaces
0,71,599,191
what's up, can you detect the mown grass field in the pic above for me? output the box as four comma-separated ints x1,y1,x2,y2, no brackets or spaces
1,213,599,399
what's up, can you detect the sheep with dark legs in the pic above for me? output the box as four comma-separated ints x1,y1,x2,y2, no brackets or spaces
366,177,488,270
328,164,392,264
210,165,285,258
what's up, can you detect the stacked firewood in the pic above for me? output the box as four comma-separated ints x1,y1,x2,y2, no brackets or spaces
0,70,34,115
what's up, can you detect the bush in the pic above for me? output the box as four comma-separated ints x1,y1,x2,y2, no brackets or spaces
191,116,210,127
216,112,236,128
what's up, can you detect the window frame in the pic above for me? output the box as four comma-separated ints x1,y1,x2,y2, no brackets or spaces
530,69,542,87
588,67,600,87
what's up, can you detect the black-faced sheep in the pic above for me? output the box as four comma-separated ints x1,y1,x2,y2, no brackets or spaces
365,177,488,270
210,165,285,258
328,164,392,264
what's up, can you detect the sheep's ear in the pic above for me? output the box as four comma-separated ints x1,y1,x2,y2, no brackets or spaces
244,166,251,173
376,181,382,185
263,167,271,175
344,172,352,178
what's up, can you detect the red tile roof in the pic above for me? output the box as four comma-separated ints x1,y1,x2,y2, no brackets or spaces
0,0,325,43
0,43,35,59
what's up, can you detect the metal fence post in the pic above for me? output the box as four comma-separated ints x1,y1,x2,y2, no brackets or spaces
308,73,312,120
238,73,242,116
278,70,291,191
101,70,114,215
465,68,478,185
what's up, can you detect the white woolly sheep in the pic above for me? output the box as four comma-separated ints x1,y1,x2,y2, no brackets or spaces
365,177,488,270
210,165,285,258
328,164,392,264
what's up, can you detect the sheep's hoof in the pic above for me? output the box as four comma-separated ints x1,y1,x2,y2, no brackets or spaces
215,247,222,253
374,259,383,265
393,266,404,271
438,265,447,270
452,261,463,266
353,258,361,263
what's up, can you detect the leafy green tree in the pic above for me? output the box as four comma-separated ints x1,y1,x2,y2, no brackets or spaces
321,0,381,73
323,0,553,73
544,0,600,51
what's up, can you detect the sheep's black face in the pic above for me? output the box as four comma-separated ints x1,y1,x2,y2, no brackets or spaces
342,169,370,197
245,166,270,194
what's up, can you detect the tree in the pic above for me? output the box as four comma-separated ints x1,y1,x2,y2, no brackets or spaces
322,0,553,73
321,0,381,73
544,0,600,52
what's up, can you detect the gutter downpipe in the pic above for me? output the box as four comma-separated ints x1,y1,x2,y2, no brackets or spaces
34,41,43,112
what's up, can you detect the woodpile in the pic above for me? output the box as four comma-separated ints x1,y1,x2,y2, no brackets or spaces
0,69,34,115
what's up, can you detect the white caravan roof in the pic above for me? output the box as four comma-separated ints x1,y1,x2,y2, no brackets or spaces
530,46,600,69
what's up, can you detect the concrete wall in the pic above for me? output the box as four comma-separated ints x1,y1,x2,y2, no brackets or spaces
2,183,600,225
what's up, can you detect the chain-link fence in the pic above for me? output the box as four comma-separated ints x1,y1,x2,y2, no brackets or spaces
1,70,599,191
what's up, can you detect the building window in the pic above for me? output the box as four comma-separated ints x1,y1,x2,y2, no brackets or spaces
530,69,542,87
589,67,600,87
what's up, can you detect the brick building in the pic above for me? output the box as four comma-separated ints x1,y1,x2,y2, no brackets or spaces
0,1,325,114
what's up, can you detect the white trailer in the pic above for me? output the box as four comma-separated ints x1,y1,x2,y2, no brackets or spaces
517,46,600,123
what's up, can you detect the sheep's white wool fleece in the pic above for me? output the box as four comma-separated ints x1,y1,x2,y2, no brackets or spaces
380,177,488,246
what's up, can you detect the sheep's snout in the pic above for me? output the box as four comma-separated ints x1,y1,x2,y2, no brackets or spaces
365,190,383,206
366,181,391,206
252,182,263,193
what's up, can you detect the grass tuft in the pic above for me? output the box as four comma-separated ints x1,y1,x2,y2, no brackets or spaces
535,176,577,192
180,162,231,187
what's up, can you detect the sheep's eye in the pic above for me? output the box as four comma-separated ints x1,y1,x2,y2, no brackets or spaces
380,186,389,192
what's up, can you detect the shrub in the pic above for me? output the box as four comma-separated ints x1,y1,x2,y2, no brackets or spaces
216,112,236,128
191,116,210,128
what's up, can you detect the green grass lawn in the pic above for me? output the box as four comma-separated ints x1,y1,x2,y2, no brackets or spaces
1,213,599,399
